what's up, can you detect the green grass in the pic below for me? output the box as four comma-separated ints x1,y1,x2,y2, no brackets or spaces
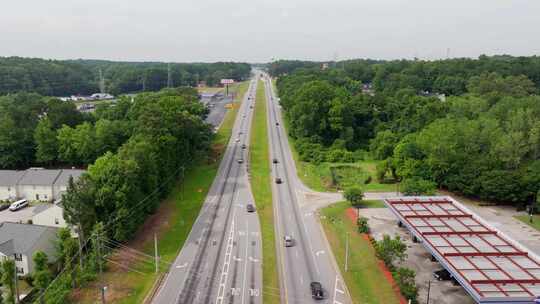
74,82,249,304
321,202,401,304
515,215,540,231
250,80,280,304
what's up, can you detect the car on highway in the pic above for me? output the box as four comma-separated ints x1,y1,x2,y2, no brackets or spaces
237,159,244,164
236,138,240,142
242,144,247,149
284,235,294,247
310,282,324,300
246,204,256,213
276,122,279,126
275,177,282,184
273,158,279,164
9,199,28,212
433,269,452,281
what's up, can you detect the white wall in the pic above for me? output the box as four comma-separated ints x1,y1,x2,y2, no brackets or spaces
18,185,53,202
0,185,18,200
32,205,67,229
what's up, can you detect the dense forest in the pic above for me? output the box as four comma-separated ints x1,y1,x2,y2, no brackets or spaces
0,57,251,96
274,55,540,205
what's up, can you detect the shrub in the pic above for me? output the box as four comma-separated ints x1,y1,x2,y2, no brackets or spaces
357,217,369,233
393,267,418,303
344,186,364,208
364,176,372,184
374,234,407,270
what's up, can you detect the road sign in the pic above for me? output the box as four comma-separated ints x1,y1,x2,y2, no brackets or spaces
221,79,234,85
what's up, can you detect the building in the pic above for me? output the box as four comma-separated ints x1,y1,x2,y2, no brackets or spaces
0,170,25,201
0,222,59,275
32,201,67,229
17,169,60,202
0,169,86,202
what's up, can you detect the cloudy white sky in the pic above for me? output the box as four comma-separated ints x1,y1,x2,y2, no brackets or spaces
1,0,539,62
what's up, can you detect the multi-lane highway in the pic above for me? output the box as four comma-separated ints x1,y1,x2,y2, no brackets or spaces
262,74,351,304
153,75,263,304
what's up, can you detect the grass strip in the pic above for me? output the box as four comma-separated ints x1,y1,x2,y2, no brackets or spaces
320,202,401,304
250,80,280,304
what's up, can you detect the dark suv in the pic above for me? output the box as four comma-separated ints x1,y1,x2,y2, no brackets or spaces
433,269,452,281
310,282,324,300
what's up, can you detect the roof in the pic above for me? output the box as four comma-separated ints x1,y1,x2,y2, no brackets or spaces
53,169,85,187
18,169,61,186
0,222,58,255
0,170,25,186
384,196,540,303
32,203,54,215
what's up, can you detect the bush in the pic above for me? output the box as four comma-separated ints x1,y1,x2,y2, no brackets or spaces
357,217,369,233
344,186,364,208
374,234,407,270
393,267,418,303
401,177,436,195
364,176,372,184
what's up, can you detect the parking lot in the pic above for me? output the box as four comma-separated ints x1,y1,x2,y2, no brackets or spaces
360,207,475,304
0,204,37,224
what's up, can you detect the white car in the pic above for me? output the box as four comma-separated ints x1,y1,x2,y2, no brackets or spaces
9,199,28,212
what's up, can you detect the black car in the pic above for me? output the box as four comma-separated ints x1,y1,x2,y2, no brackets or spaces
433,269,452,281
276,122,279,126
310,282,324,300
275,177,282,184
0,203,10,211
242,144,247,149
246,204,256,213
272,158,279,164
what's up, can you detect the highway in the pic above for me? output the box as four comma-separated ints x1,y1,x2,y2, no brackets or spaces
153,75,263,304
262,74,351,304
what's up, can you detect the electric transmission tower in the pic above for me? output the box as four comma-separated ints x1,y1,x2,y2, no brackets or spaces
99,69,105,93
167,63,173,88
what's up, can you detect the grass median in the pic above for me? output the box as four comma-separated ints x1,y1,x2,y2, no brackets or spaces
250,80,280,303
72,82,249,303
321,202,401,304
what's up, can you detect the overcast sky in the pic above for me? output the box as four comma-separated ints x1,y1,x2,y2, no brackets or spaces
1,0,539,63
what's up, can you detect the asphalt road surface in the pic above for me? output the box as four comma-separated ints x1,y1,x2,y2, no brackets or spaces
153,76,263,304
262,74,351,304
203,93,234,128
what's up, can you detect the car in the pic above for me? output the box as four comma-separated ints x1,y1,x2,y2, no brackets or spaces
276,122,279,126
284,235,294,247
9,199,28,212
310,282,324,300
238,131,243,135
0,203,10,211
433,269,452,281
237,159,244,164
236,138,240,142
242,144,247,149
246,204,256,212
272,158,279,164
250,105,253,109
275,177,282,184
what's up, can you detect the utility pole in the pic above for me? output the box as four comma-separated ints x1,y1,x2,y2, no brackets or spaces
154,232,159,273
345,232,349,272
426,280,431,304
167,63,172,88
99,69,105,94
101,286,107,304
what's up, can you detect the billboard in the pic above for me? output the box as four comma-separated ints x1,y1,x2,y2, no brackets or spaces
221,79,235,85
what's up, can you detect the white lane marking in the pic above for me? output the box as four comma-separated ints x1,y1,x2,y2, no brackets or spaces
175,263,188,269
241,218,250,304
215,220,235,304
333,275,346,304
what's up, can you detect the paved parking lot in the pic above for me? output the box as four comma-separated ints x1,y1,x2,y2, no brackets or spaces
0,205,36,224
360,207,475,304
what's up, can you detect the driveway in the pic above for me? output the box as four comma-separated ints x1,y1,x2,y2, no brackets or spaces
0,205,37,224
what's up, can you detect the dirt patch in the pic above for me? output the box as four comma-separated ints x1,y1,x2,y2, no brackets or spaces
345,207,358,222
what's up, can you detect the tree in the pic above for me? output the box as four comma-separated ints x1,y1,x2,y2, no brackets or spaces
375,234,407,269
61,175,96,245
401,178,436,196
1,259,16,304
344,186,364,209
34,118,58,165
394,267,418,303
33,251,51,296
